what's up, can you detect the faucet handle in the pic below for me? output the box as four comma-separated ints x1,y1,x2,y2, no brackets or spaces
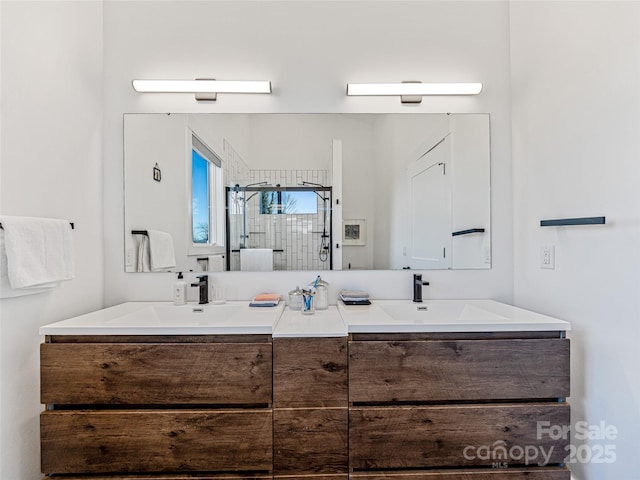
413,274,429,285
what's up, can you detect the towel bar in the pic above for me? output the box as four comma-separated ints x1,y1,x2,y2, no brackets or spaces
540,217,605,227
452,228,485,237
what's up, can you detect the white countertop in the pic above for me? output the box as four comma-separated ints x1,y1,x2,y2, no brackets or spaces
39,301,285,336
337,299,571,333
39,299,570,337
273,306,347,338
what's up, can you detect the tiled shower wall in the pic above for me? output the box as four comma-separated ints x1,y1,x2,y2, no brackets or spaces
229,169,331,271
223,139,251,187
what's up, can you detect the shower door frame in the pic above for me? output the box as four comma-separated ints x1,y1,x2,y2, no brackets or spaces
225,185,333,271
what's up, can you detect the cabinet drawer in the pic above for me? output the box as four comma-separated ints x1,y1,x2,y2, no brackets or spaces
274,477,348,480
41,409,273,474
349,403,570,470
274,408,348,474
350,468,570,479
349,339,569,403
47,475,274,480
41,342,272,405
274,337,348,408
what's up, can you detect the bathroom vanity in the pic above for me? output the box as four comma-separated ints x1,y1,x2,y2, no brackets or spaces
39,300,571,479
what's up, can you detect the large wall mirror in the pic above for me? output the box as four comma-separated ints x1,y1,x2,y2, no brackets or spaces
124,113,491,273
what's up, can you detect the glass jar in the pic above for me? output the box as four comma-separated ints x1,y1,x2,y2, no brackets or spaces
311,277,329,310
288,286,303,310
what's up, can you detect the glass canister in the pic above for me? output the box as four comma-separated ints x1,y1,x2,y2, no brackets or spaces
311,277,329,310
288,286,303,310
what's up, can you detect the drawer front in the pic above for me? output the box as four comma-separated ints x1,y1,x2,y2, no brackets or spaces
349,403,570,470
50,476,275,480
274,477,348,480
349,339,569,403
41,342,272,405
274,408,348,474
41,409,273,474
274,337,348,408
350,468,570,479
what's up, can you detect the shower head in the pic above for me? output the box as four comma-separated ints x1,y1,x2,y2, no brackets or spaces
246,191,262,202
299,181,326,188
245,181,270,188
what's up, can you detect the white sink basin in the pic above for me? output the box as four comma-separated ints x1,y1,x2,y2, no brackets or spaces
148,304,245,324
379,302,507,323
38,301,285,335
108,303,281,332
336,299,555,333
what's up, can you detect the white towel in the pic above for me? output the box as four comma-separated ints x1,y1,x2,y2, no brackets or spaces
136,234,151,272
240,248,273,272
147,230,176,272
0,216,74,290
207,255,225,272
0,231,55,297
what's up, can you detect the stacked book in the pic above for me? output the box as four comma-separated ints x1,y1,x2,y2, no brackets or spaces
249,293,281,307
339,290,371,305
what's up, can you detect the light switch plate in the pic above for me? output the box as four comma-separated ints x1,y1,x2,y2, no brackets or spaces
540,245,555,269
126,248,135,267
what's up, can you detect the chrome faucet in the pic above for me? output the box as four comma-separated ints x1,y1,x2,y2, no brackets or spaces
413,274,429,303
191,275,209,304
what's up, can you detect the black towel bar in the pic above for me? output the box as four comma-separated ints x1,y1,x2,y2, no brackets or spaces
540,217,606,227
232,249,284,253
452,228,485,237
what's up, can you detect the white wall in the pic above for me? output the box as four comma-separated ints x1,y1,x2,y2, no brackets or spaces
0,2,104,479
103,0,513,306
510,2,640,478
1,2,637,478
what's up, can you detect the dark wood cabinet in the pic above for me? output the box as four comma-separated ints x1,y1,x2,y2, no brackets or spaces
349,337,569,402
41,409,273,474
41,329,571,480
350,469,570,480
348,332,571,479
273,337,349,477
41,335,274,477
273,337,348,408
41,341,273,406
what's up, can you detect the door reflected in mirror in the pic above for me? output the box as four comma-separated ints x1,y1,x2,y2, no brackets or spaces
124,113,490,273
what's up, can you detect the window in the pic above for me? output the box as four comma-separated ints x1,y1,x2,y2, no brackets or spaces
260,190,319,214
191,134,223,247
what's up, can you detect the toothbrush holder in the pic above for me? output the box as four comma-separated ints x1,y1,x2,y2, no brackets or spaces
302,292,315,315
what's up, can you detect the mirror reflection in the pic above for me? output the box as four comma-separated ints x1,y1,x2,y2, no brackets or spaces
124,113,490,273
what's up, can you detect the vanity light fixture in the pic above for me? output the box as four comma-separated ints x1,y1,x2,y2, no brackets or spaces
346,81,483,104
132,78,272,102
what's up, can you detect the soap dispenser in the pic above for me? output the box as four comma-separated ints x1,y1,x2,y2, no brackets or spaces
173,272,187,305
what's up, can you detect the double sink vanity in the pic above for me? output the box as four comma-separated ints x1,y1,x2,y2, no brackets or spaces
39,299,571,479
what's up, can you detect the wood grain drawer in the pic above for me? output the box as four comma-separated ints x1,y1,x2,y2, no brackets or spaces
349,468,570,479
349,403,570,470
274,408,348,474
349,339,569,403
45,475,274,480
41,342,272,405
41,409,273,474
274,476,348,480
274,337,348,408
